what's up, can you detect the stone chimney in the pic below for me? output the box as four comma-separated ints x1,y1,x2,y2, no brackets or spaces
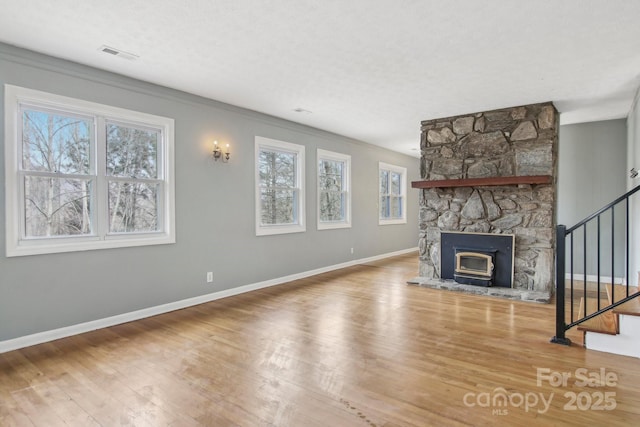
414,102,558,302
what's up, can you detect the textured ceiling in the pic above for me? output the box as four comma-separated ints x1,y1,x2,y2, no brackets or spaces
1,0,640,157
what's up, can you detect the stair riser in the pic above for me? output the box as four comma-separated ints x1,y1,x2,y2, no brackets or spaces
585,314,640,358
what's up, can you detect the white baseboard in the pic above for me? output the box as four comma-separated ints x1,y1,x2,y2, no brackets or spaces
0,247,418,354
564,273,626,285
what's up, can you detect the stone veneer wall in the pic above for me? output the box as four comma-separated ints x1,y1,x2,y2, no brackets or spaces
417,102,558,297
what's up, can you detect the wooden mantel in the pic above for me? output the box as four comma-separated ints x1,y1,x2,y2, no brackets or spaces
410,175,552,189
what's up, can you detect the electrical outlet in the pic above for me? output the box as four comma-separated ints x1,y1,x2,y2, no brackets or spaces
206,272,213,283
350,247,354,254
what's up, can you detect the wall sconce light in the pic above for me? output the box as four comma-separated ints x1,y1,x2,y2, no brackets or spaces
213,140,231,162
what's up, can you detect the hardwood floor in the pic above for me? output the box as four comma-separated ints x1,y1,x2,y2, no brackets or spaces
2,252,640,426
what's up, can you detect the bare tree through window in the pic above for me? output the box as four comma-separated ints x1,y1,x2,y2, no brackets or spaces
21,111,163,237
106,123,160,233
319,159,344,221
258,149,298,225
22,109,92,237
379,162,406,223
6,84,175,256
255,136,305,236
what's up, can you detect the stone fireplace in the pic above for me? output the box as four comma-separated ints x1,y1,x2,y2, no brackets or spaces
410,102,558,303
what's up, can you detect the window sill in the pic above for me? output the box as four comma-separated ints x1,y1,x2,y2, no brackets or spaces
6,233,175,257
318,221,351,231
256,224,306,237
379,219,407,226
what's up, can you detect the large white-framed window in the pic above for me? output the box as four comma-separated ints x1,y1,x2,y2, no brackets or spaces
317,149,351,230
255,136,305,236
4,84,175,257
379,162,407,225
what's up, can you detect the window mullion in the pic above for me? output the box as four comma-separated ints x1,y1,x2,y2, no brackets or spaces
17,171,27,240
156,129,166,232
95,116,107,239
16,111,27,240
20,170,95,180
107,176,163,184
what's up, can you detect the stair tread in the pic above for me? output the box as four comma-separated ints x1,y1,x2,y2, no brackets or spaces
606,284,639,303
606,284,640,316
613,297,640,316
577,312,618,334
577,297,618,335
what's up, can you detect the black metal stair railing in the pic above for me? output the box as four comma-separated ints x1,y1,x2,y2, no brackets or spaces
552,185,640,345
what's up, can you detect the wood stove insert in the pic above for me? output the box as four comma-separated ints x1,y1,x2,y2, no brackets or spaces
441,232,514,287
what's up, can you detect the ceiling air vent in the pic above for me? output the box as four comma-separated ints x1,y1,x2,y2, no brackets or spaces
98,45,139,61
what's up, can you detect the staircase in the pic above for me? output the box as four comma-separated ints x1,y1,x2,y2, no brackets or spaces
577,284,640,357
552,184,640,357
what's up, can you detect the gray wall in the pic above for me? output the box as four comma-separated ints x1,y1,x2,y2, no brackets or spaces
0,44,419,342
627,86,640,285
558,119,627,277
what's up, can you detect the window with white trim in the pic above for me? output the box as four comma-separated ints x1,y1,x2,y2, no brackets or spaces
4,84,175,256
379,162,407,225
317,149,351,230
255,136,305,236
